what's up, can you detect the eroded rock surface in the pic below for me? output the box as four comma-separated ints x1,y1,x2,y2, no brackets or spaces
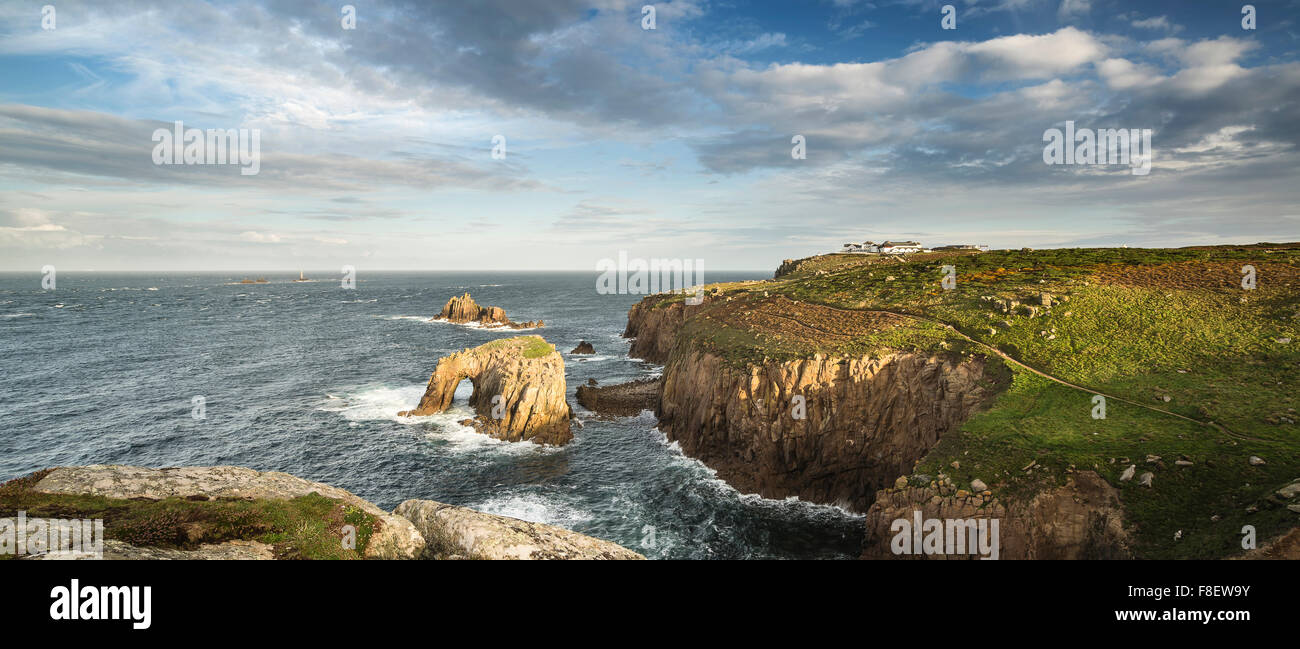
861,471,1130,559
434,292,541,329
31,465,424,559
395,499,643,560
15,538,277,560
658,350,992,512
398,336,574,445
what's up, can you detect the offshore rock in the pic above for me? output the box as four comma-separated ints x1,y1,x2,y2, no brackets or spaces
576,378,661,417
434,292,541,329
398,336,573,445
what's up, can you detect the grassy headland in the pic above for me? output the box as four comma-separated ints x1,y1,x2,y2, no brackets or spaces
657,243,1300,558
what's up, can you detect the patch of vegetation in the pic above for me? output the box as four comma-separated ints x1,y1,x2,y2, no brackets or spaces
0,472,380,560
915,368,1299,559
482,335,555,359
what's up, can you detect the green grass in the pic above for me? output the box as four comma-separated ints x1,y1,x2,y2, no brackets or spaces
675,305,963,368
636,244,1300,558
917,368,1300,559
481,335,555,359
0,470,380,559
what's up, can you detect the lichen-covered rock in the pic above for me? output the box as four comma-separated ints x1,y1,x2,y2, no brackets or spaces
15,538,277,560
31,465,424,559
394,499,643,560
399,336,573,445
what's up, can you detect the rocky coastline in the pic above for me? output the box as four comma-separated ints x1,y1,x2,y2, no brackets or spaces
0,465,642,560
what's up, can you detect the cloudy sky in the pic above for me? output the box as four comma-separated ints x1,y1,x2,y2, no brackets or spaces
0,0,1297,271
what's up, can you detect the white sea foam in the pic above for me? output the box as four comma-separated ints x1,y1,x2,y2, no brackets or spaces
646,426,863,519
317,384,428,422
319,383,553,455
473,492,594,528
566,354,614,363
381,315,538,332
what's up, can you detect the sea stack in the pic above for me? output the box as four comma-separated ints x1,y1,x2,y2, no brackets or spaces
570,341,595,354
433,292,542,329
399,336,573,445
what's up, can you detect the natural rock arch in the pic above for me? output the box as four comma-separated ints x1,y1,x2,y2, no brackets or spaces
399,336,573,445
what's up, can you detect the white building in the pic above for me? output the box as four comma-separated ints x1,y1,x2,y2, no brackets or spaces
841,240,881,253
878,240,924,254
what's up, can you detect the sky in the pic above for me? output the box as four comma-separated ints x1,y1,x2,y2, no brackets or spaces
0,0,1297,271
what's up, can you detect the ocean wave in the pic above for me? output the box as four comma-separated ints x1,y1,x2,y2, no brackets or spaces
382,315,538,332
472,492,594,528
646,426,864,520
1,313,35,319
318,384,553,455
316,384,428,422
566,354,614,363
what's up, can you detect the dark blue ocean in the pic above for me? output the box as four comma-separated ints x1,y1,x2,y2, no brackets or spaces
0,271,863,559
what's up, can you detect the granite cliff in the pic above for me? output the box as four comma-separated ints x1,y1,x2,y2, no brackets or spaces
617,244,1300,559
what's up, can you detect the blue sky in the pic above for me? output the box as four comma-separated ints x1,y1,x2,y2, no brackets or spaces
0,0,1297,270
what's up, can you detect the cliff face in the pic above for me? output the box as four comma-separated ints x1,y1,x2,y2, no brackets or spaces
399,336,573,445
623,297,693,363
860,471,1129,559
657,349,991,512
435,293,541,329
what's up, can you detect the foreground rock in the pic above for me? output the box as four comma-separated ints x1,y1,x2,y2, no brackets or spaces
15,539,278,560
29,465,424,559
399,336,574,445
395,499,643,560
576,378,661,417
434,292,541,329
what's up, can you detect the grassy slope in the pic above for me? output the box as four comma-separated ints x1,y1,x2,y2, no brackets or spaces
663,244,1300,558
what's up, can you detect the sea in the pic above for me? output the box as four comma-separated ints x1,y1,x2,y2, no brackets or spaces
0,271,864,559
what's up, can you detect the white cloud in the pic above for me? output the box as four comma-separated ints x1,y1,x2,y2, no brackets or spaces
239,231,282,244
1096,58,1162,90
